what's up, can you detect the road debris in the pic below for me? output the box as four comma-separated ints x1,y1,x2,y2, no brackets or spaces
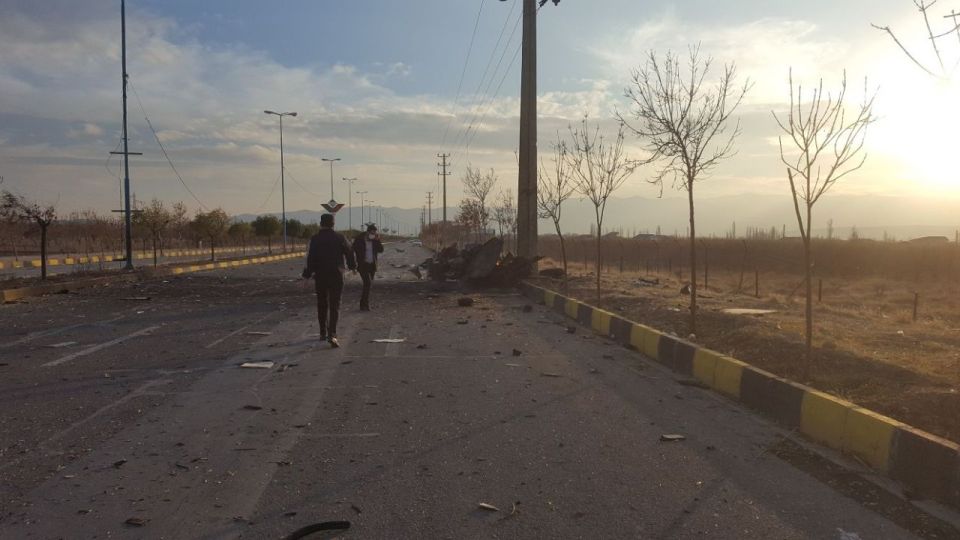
416,344,428,350
522,305,533,313
242,405,263,411
423,238,540,286
477,502,500,512
457,297,475,307
284,521,351,540
512,349,522,356
539,268,565,279
566,326,577,334
240,362,275,369
245,331,272,336
372,338,406,344
45,341,77,348
121,296,151,301
124,517,147,527
540,372,563,378
660,434,686,442
722,308,777,316
112,459,128,469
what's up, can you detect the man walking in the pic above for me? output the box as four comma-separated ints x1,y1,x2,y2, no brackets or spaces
352,223,384,311
303,214,356,348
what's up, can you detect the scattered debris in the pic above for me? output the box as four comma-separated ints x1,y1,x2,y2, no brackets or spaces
340,360,353,365
512,349,522,356
589,368,600,374
45,341,77,348
522,305,533,313
477,503,500,512
351,504,362,515
423,238,541,286
540,372,563,378
284,521,351,540
113,459,128,469
677,379,709,389
416,344,428,350
539,268,565,279
457,297,475,307
636,277,660,287
660,434,686,442
408,265,423,280
457,320,469,325
245,331,272,336
124,517,146,527
372,338,406,344
722,308,777,316
566,326,577,334
242,405,263,411
240,362,275,370
121,297,151,301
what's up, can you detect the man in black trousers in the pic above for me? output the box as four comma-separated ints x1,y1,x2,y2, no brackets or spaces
303,214,356,348
352,223,384,311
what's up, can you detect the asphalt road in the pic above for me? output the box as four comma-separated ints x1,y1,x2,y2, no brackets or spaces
0,242,955,539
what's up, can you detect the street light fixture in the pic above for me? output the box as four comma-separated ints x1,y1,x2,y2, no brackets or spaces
342,177,358,231
321,157,341,202
264,110,298,252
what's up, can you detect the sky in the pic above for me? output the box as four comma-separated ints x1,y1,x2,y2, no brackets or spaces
0,0,958,232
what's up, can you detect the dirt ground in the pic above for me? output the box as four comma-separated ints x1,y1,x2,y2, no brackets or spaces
533,258,960,444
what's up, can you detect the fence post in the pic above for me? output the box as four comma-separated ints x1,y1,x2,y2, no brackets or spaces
755,269,759,298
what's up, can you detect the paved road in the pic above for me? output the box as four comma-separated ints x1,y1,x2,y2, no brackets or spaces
0,243,955,539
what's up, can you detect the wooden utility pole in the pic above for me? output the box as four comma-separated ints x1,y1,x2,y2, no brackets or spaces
437,153,450,225
426,192,433,228
517,0,538,265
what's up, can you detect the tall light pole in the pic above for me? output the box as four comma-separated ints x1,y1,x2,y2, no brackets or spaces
321,157,341,202
357,191,368,224
264,110,297,252
342,177,358,231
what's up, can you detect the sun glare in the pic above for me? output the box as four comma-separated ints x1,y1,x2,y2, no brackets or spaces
871,72,960,197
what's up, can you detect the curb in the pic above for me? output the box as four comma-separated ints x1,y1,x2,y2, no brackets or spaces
521,281,960,511
1,252,305,304
0,246,279,270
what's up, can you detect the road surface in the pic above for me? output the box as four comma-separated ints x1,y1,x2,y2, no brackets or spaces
0,242,955,539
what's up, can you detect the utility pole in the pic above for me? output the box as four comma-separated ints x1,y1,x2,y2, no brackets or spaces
264,110,297,252
514,0,559,267
115,0,143,271
437,153,450,242
426,192,433,228
356,191,368,224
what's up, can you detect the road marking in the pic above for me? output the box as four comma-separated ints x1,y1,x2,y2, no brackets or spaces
384,324,402,357
0,378,173,473
205,312,277,349
0,315,125,349
43,326,161,367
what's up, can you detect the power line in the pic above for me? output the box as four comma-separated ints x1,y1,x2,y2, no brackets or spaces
255,172,283,212
127,78,209,211
283,167,322,198
449,10,523,160
447,1,520,153
442,0,487,147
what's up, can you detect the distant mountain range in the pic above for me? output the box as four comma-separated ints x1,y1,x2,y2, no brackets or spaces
235,193,960,241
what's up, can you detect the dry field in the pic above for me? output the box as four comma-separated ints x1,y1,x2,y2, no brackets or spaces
533,255,960,444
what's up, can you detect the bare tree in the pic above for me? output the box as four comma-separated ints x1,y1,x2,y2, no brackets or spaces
537,135,576,279
191,208,231,262
774,70,876,378
491,189,517,241
567,116,637,297
619,47,750,335
1,190,57,279
134,198,172,267
872,1,960,80
461,166,498,240
456,198,485,242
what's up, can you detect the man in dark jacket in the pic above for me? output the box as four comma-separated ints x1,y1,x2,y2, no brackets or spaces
351,223,384,311
303,214,356,347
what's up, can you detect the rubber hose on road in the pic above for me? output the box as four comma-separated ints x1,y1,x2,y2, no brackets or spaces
284,520,351,539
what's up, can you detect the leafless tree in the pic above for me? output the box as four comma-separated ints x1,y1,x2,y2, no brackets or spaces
134,198,172,267
872,1,960,80
774,70,876,378
491,189,517,244
1,190,57,279
619,47,750,335
567,116,638,297
191,208,231,262
461,166,498,240
456,198,485,242
537,135,576,279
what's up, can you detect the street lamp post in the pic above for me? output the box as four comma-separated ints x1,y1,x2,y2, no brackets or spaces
321,157,341,203
342,177,358,231
264,109,298,252
357,191,368,224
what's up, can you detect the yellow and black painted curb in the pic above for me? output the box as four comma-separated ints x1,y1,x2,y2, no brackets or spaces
1,252,305,304
520,281,960,511
0,246,279,270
